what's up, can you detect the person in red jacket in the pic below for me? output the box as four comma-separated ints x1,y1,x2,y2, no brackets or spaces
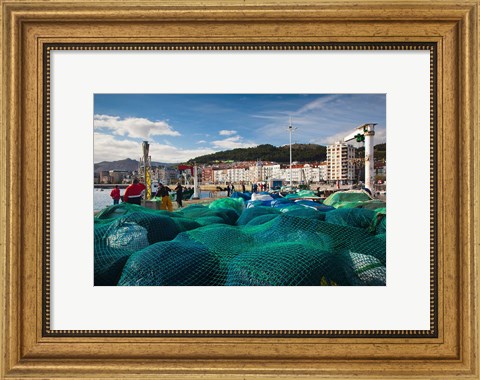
110,185,121,205
123,178,146,205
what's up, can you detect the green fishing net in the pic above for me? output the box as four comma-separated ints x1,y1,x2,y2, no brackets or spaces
94,197,386,286
323,190,372,207
283,190,319,199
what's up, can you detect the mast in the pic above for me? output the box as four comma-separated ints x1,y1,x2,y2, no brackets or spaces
142,141,151,199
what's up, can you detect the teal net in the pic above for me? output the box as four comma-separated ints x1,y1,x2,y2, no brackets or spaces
283,190,320,199
117,239,219,286
208,197,245,215
236,206,281,225
323,190,372,207
225,243,346,286
334,199,386,210
95,197,386,286
325,208,378,229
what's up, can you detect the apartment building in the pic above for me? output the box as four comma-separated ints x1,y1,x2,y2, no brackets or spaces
213,168,228,184
326,142,356,184
201,166,213,184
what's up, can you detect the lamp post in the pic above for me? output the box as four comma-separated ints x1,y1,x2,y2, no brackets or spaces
287,117,297,188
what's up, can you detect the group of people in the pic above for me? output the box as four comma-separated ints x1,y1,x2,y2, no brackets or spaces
249,182,269,193
109,178,184,212
255,182,269,192
223,182,269,195
154,182,184,212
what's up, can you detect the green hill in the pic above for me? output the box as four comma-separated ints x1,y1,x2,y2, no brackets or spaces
189,144,327,164
190,143,386,164
357,143,386,162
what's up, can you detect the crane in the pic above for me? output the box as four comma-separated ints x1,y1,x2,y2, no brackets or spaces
344,123,377,192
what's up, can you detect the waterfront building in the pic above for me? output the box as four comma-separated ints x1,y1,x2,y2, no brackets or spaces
157,166,178,185
261,164,282,183
213,168,228,184
99,171,111,184
109,170,129,184
318,162,328,182
204,158,337,186
286,164,303,184
227,166,249,184
201,166,213,184
249,159,263,183
327,142,356,184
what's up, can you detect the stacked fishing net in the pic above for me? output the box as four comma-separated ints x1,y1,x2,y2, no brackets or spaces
94,194,386,287
323,190,386,210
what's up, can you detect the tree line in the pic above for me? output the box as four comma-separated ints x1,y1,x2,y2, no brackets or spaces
189,142,386,165
189,144,327,164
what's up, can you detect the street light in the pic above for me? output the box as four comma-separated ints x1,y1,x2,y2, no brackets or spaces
287,117,297,188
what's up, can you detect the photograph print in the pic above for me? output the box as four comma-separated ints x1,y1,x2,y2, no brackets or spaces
93,94,387,286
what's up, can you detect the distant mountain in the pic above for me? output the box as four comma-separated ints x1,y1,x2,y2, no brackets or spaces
189,144,328,164
94,158,176,173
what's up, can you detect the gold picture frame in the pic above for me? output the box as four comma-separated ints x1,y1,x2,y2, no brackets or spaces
1,0,478,378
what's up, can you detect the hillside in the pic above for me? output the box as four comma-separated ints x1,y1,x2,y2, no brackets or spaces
189,144,327,164
357,143,386,162
94,158,174,173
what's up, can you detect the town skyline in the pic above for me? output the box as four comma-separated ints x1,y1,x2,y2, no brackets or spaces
95,141,387,189
94,94,386,163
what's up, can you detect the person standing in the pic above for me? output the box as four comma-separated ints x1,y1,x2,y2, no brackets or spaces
174,182,183,208
226,183,231,197
123,178,146,205
110,185,121,205
252,183,258,193
156,183,173,212
241,182,246,193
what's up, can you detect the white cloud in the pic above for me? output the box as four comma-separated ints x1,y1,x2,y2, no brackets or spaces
196,140,207,144
219,130,237,136
94,114,180,140
212,135,257,150
94,132,215,163
296,95,341,114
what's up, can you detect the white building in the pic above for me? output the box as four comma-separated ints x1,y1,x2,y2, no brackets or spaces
261,164,282,182
249,160,263,183
327,142,356,184
210,160,330,185
227,166,249,183
156,166,178,185
318,162,328,181
213,168,228,184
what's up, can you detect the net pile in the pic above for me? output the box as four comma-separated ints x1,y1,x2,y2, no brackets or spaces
323,190,386,210
94,193,386,286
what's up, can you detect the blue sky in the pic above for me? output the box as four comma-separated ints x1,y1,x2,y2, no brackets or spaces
94,94,386,163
